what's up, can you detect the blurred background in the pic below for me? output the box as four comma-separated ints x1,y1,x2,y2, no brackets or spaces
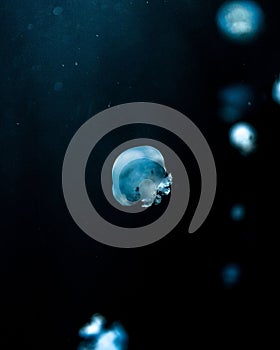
0,0,271,348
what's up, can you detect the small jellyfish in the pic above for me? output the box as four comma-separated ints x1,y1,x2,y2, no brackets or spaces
78,314,128,350
218,83,254,123
272,76,280,105
229,122,257,155
112,146,172,208
54,81,63,92
53,6,63,16
221,263,241,288
230,203,246,221
216,1,264,42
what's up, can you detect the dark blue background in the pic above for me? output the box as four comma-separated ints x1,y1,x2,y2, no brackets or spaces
0,0,272,348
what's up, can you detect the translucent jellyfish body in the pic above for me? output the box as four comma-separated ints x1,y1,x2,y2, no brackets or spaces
112,146,172,208
216,0,264,42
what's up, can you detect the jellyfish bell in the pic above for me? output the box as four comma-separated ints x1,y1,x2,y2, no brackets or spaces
216,0,264,43
229,121,257,155
112,146,172,208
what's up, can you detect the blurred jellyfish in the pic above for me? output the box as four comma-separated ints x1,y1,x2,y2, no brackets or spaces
79,314,105,339
221,263,241,288
54,81,63,92
78,314,128,350
230,203,246,221
112,146,172,208
218,84,254,123
53,6,63,16
216,1,264,42
272,76,280,105
229,122,257,155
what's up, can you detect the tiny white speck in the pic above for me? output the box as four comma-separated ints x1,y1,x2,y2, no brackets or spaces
108,101,111,108
16,122,20,126
146,1,149,4
62,64,65,67
96,34,100,38
248,101,252,106
75,61,78,66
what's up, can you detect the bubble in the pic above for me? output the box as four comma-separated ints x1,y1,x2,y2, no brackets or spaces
112,146,172,208
230,203,246,221
229,121,257,155
53,6,63,16
216,1,264,42
54,81,63,92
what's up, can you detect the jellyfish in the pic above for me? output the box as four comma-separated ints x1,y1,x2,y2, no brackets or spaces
218,83,254,123
112,146,172,208
230,203,246,221
229,122,257,155
78,314,128,350
221,263,241,288
216,0,264,42
272,76,280,105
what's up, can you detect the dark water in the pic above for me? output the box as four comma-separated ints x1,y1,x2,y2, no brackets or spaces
0,0,274,349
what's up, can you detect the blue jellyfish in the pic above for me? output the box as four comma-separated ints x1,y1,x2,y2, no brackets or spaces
78,314,128,350
216,1,264,42
112,146,172,208
229,122,257,155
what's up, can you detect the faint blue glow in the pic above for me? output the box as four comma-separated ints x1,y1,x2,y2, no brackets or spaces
27,23,33,30
229,122,257,155
219,84,254,122
272,76,280,105
54,81,63,92
230,204,245,221
112,146,172,208
78,314,128,350
216,1,264,42
53,6,63,16
221,263,241,287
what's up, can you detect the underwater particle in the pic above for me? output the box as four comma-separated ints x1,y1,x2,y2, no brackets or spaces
27,23,33,30
272,76,280,105
216,0,264,42
230,203,245,221
78,314,128,350
112,146,172,208
221,263,241,288
53,6,63,16
54,81,63,92
229,121,257,155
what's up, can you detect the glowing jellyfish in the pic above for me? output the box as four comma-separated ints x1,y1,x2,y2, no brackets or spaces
78,314,128,350
229,122,257,155
216,1,264,42
221,263,241,288
219,84,254,123
79,314,105,338
112,146,172,208
230,204,246,221
272,76,280,105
